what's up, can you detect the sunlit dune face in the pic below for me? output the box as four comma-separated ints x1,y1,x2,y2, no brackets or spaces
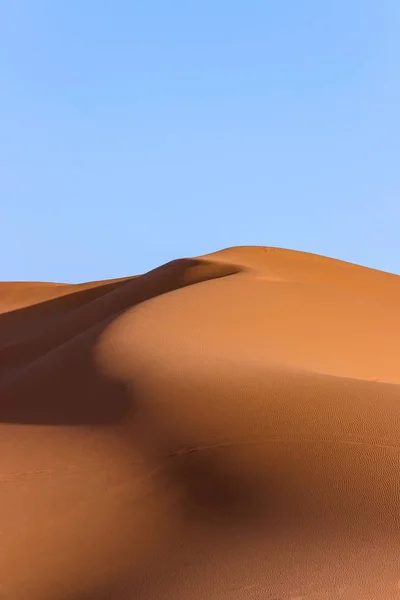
95,258,400,536
97,254,400,387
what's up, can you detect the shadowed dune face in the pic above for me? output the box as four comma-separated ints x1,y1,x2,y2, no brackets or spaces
1,246,400,599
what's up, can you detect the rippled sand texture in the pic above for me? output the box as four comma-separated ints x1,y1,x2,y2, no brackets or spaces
1,247,400,599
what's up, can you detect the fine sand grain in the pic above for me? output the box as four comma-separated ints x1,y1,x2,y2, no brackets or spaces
1,246,399,599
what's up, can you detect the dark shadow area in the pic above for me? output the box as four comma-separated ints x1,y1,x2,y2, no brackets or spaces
160,446,279,526
0,277,133,332
0,257,239,424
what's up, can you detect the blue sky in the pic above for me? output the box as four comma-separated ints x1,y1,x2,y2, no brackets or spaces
1,1,399,282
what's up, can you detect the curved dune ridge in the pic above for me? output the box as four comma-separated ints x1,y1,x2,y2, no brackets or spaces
1,246,400,599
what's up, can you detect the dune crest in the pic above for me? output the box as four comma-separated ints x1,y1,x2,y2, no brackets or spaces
1,246,400,599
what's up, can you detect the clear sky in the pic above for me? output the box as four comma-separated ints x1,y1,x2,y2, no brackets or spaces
1,1,399,282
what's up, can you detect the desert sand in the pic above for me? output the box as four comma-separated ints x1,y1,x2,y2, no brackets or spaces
1,246,400,599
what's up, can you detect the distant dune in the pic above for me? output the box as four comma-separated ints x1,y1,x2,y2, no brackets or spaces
1,246,399,599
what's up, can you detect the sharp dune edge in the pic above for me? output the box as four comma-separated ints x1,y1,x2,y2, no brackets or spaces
1,246,400,600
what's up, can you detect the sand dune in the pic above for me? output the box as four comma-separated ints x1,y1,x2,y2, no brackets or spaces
1,246,399,599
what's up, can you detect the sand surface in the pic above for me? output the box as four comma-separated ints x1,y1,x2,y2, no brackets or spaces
1,246,400,599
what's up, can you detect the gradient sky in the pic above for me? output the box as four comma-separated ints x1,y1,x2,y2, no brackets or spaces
1,1,399,282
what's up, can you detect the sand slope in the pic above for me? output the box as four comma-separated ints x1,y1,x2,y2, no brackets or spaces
1,246,399,599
